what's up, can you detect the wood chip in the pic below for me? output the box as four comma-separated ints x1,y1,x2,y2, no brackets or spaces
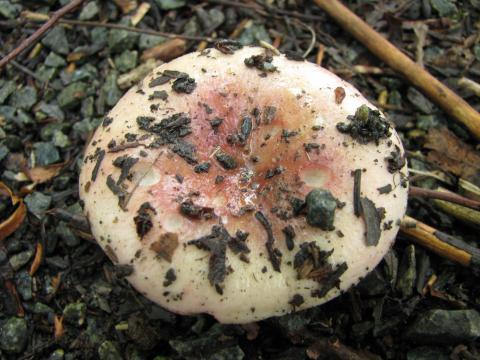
141,38,187,62
131,2,150,26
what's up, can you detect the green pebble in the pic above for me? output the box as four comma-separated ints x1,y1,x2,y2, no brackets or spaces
98,341,123,360
0,317,28,353
9,86,37,110
45,52,67,68
42,26,70,55
305,188,337,231
63,302,87,327
114,50,138,72
57,82,88,109
79,1,99,20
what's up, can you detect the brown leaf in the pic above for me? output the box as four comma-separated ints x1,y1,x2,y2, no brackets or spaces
54,315,64,339
141,38,187,62
29,242,43,276
113,0,137,14
0,182,27,242
425,127,480,186
26,162,65,184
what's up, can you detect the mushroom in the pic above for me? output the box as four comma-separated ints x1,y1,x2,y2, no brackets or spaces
79,44,408,324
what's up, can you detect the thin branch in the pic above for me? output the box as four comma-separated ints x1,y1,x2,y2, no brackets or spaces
292,19,316,58
0,51,48,85
410,186,480,211
20,11,216,43
0,0,86,69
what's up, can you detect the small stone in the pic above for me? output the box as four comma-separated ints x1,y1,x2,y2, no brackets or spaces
404,309,480,344
416,115,440,130
57,82,88,109
73,118,101,137
14,270,32,301
35,65,59,83
44,52,67,68
196,8,225,33
3,134,21,150
25,191,52,218
108,19,139,53
38,102,65,121
81,97,95,117
154,0,186,10
79,1,99,20
56,221,80,247
42,26,70,55
63,302,87,327
238,24,271,46
0,1,22,19
0,144,8,162
30,302,55,314
98,341,123,360
9,249,34,271
396,244,416,298
53,130,71,148
305,189,337,231
33,142,60,166
0,80,16,104
9,86,37,110
102,71,121,107
71,64,98,82
407,87,434,114
46,256,70,269
431,0,457,16
114,50,138,72
0,317,28,353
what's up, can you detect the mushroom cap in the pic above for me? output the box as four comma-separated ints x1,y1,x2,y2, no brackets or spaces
79,45,408,324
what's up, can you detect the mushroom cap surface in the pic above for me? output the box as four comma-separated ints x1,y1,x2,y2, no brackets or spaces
79,46,408,323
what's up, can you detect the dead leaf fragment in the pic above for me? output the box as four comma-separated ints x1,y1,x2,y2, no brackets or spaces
150,232,179,262
425,127,480,186
26,162,65,184
0,182,27,242
54,315,64,339
29,241,44,276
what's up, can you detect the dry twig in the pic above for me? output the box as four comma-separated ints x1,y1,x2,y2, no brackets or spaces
400,216,480,270
314,0,480,139
0,0,86,69
410,186,480,211
22,12,215,43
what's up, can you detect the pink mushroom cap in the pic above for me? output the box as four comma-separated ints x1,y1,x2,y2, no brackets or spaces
79,45,408,323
